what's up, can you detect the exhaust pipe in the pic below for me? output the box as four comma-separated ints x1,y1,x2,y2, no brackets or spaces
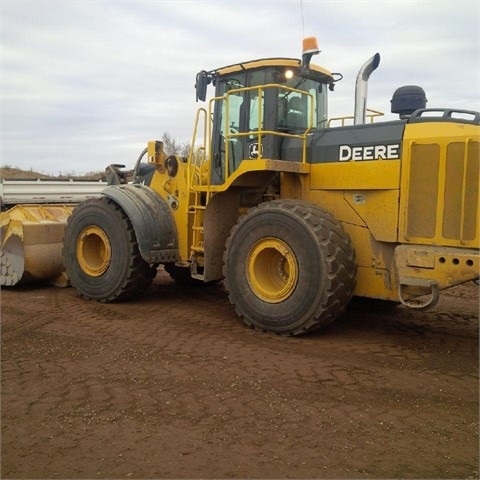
354,53,381,125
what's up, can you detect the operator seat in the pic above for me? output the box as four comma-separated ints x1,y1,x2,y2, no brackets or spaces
287,96,308,130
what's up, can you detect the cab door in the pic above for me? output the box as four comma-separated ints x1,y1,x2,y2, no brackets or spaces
211,75,247,184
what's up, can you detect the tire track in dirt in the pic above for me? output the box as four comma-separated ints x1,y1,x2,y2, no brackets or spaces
1,275,478,478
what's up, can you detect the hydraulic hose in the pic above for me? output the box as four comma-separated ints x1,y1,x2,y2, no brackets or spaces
132,147,148,181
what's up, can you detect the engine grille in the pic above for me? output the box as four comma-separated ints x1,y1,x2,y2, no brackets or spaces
402,137,479,247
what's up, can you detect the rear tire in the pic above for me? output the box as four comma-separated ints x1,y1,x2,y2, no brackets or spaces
63,197,158,302
223,199,356,335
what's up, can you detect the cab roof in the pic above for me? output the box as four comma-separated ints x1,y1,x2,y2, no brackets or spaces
213,57,333,79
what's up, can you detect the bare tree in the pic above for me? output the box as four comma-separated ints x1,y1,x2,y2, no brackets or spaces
161,132,191,159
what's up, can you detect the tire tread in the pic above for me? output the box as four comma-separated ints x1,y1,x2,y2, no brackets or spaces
64,197,157,302
223,199,356,335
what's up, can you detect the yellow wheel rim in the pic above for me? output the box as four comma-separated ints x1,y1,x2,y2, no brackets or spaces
246,237,298,303
76,226,112,277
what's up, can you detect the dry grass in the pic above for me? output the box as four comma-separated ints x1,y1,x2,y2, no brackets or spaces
0,165,104,181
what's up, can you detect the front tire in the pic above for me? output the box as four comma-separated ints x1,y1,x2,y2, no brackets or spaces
223,200,356,335
63,197,158,302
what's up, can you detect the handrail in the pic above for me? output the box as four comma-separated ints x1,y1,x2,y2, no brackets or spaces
328,108,384,127
223,83,314,175
409,108,480,125
187,107,208,194
188,83,315,194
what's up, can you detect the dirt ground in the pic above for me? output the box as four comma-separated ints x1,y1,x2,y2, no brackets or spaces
1,270,478,479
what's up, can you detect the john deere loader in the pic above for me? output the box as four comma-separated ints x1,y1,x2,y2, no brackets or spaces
3,37,480,335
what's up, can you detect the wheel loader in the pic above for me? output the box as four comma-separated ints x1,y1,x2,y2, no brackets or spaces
3,37,479,335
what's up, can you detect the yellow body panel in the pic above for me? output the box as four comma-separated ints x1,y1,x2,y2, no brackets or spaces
399,122,479,247
307,161,401,242
309,159,401,190
148,160,192,262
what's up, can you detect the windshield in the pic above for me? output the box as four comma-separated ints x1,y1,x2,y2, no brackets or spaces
277,74,328,131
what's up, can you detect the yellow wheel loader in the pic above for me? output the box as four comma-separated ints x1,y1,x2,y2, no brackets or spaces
6,37,480,335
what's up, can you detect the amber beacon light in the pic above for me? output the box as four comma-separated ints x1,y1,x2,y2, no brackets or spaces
302,36,320,67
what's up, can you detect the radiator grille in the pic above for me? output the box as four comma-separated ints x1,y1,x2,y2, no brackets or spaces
405,139,479,246
406,144,439,239
443,142,479,241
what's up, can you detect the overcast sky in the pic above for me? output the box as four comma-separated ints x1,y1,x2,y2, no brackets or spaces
2,0,479,175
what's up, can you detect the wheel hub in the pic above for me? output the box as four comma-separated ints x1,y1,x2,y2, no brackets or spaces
76,226,112,277
246,237,298,303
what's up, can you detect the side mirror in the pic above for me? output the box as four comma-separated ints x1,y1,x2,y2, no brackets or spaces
195,71,211,102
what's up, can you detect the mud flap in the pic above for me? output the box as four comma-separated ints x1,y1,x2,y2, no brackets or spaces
102,184,179,263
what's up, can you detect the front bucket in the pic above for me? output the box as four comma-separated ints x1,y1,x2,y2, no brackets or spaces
0,204,75,286
1,218,25,286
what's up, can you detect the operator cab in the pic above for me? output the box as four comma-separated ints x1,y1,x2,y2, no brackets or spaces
196,42,337,184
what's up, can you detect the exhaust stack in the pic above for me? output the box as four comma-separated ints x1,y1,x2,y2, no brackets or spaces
354,53,381,124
